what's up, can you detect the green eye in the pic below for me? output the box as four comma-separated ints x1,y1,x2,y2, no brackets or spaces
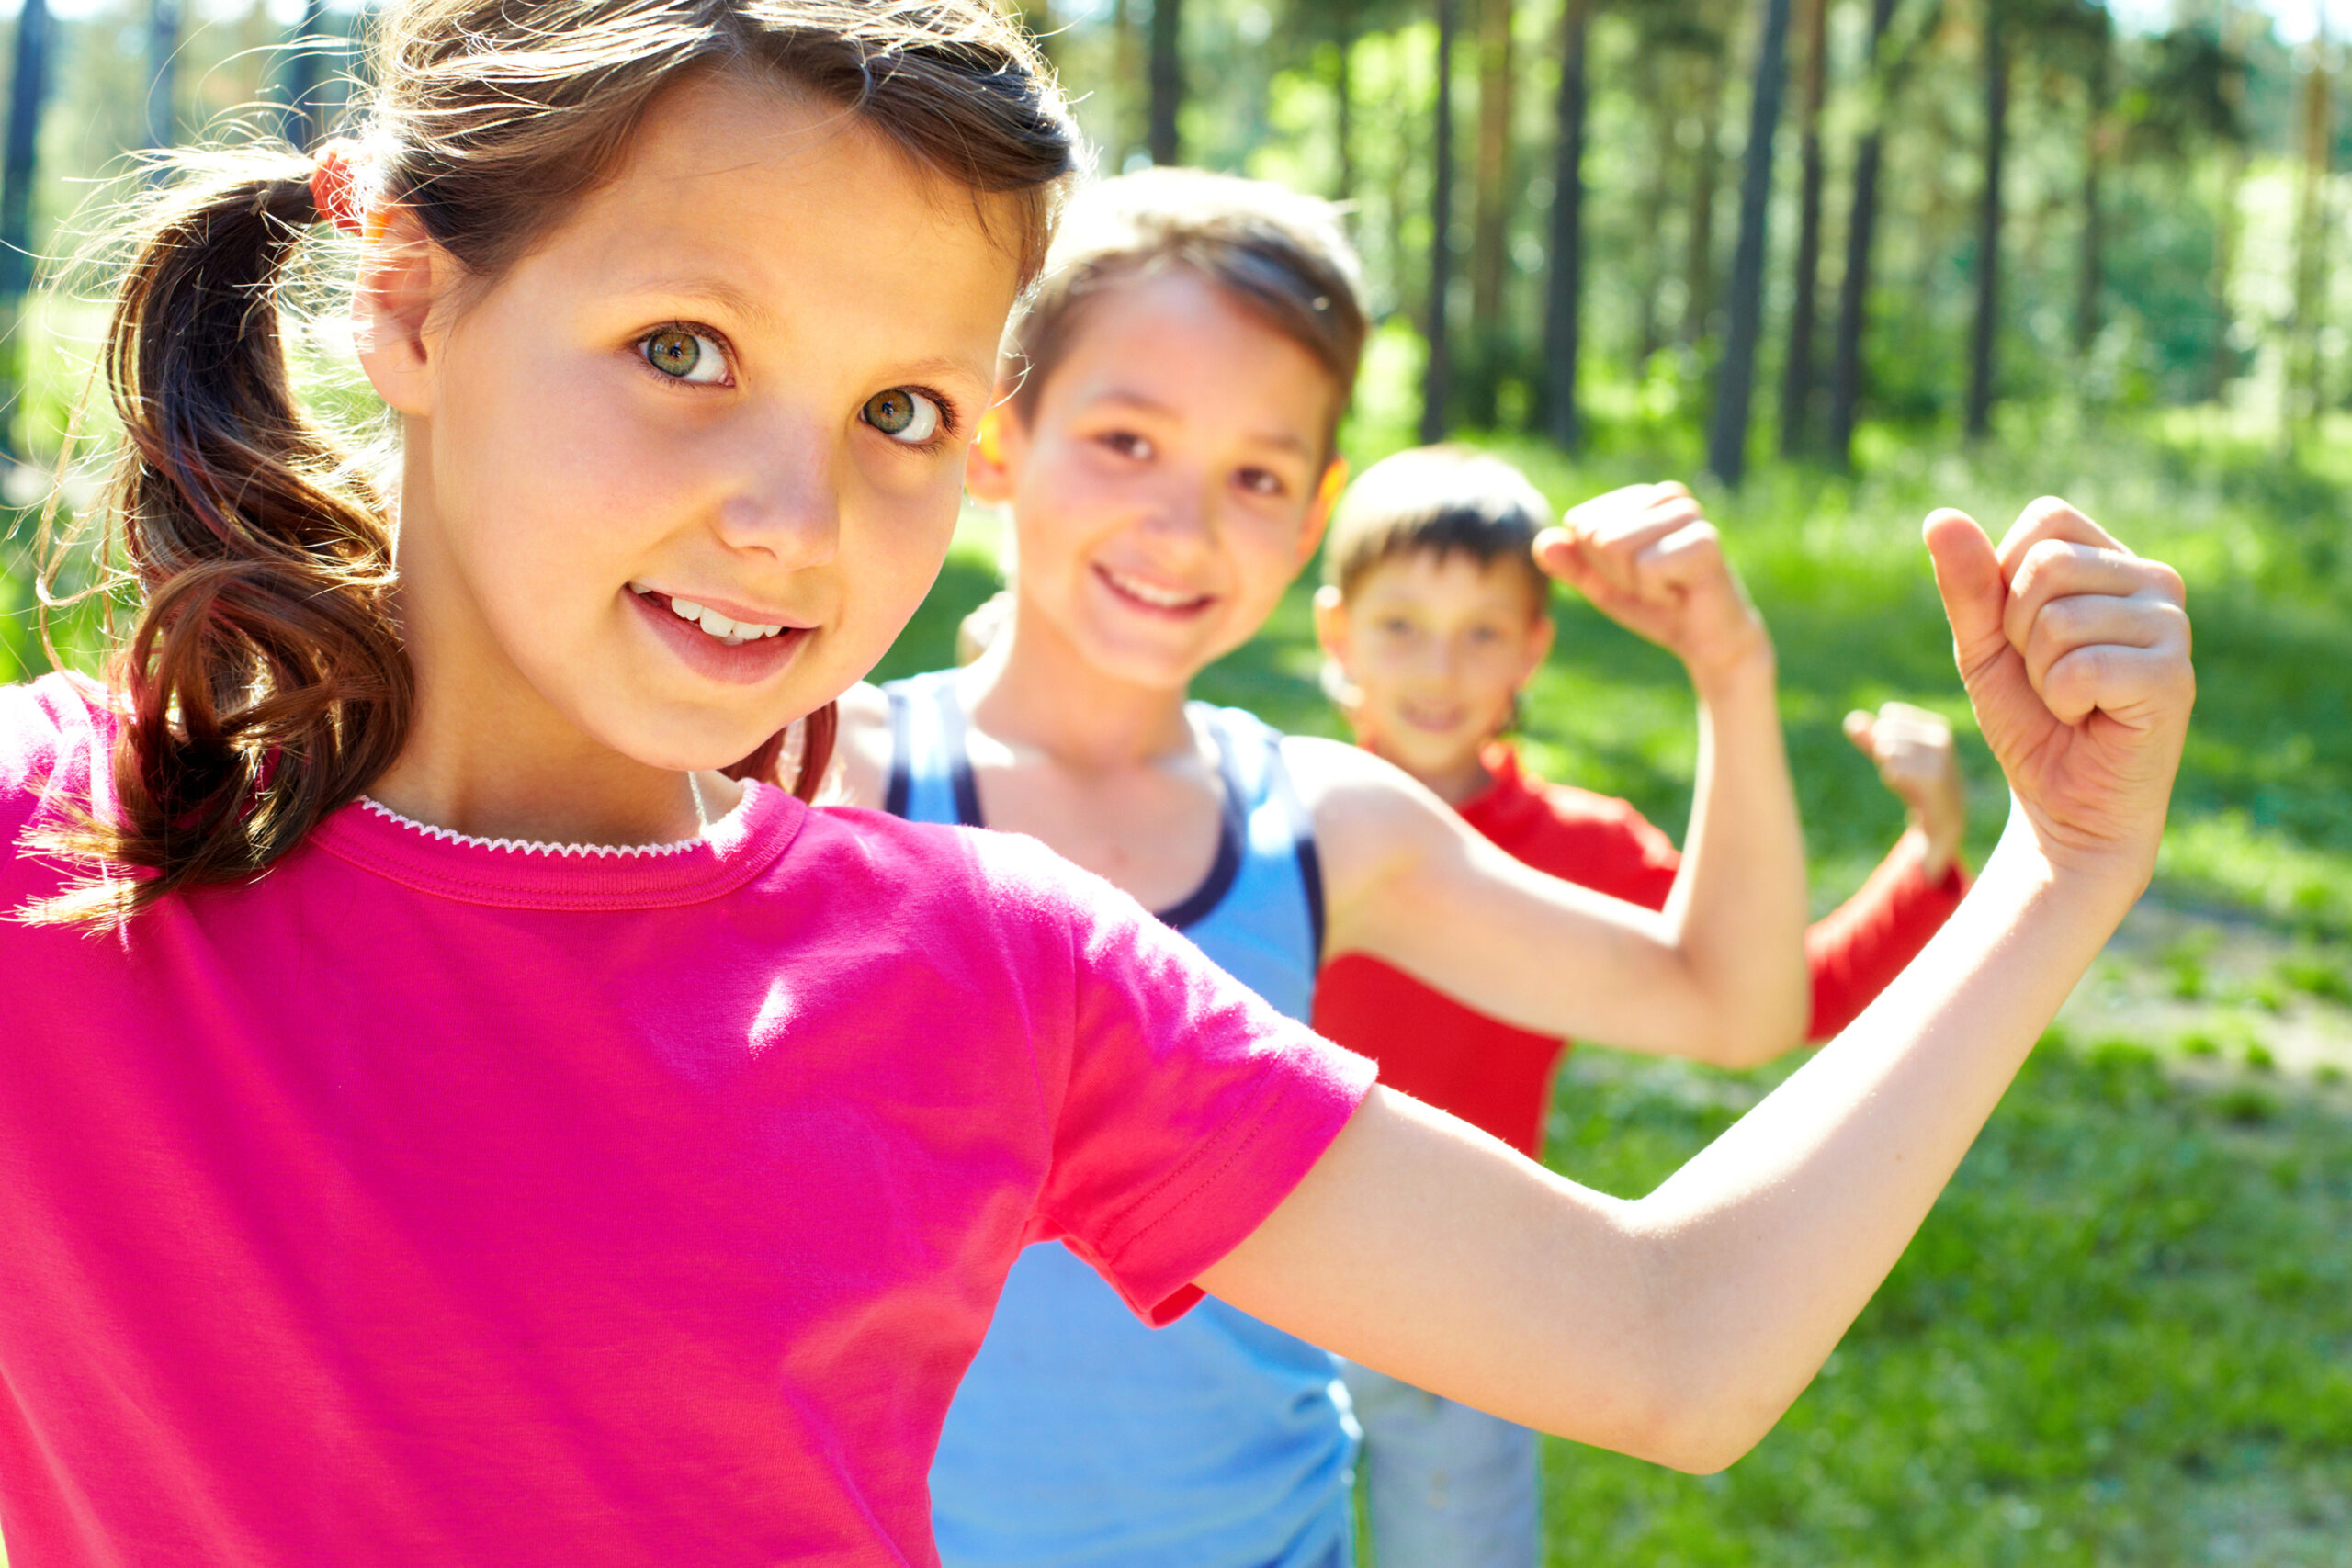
862,387,944,444
642,328,726,384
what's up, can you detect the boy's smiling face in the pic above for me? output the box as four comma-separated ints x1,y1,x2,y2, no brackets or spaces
1317,550,1554,786
973,267,1345,692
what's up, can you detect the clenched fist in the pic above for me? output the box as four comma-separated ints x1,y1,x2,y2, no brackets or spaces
1533,483,1771,685
1925,498,2193,892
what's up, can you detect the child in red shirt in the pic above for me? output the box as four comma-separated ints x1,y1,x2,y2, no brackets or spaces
1311,445,1973,1566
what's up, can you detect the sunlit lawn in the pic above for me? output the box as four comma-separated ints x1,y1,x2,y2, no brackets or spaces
6,378,2350,1562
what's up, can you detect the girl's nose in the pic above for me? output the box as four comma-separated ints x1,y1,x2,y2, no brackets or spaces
714,425,841,570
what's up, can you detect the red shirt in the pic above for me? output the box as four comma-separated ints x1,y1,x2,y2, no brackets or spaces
1313,744,1966,1158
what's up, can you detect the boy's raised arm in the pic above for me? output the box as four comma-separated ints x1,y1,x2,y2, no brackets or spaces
1204,500,2192,1472
1304,481,1813,1065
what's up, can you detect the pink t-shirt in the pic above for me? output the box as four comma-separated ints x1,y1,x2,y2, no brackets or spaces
0,674,1375,1567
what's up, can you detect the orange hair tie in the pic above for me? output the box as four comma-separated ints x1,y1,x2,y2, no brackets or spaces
308,140,367,237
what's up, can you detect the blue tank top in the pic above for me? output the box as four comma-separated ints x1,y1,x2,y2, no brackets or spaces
883,670,1355,1568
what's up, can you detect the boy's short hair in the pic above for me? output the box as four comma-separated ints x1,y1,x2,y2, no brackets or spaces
1322,446,1555,607
1005,168,1367,451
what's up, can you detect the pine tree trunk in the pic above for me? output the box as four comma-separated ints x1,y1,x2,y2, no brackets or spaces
2076,17,2110,356
1966,8,2007,442
282,0,330,150
1467,0,1514,423
147,0,181,152
1333,0,1357,216
1705,0,1793,487
2,0,51,305
1830,0,1901,468
1637,80,1674,363
1422,0,1458,444
1779,0,1830,457
2207,142,2245,403
1544,0,1590,449
1148,0,1182,165
2288,41,2332,437
1682,47,1725,344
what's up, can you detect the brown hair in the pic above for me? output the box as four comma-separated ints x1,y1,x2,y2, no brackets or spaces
37,0,1077,922
1321,445,1554,607
1003,168,1367,452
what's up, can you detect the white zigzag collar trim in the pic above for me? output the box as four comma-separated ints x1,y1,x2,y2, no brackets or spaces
356,792,749,859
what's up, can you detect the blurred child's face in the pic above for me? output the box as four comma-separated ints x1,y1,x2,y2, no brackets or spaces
974,268,1343,692
1315,551,1553,783
362,72,1021,772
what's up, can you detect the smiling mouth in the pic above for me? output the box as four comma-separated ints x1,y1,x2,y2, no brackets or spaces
1093,563,1216,615
1399,704,1469,732
628,582,798,647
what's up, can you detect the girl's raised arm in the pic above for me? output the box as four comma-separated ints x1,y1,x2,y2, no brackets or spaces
1200,499,2192,1472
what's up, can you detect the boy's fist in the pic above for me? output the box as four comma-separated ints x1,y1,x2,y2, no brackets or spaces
1844,701,1966,878
1534,482,1771,683
1925,499,2192,891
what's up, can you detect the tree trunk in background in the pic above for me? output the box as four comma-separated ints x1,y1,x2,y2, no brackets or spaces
1333,0,1357,219
1967,8,2007,441
1780,0,1830,457
1422,0,1458,444
1467,0,1514,423
1544,0,1590,449
1148,0,1182,164
1829,0,1900,469
1637,76,1674,363
1,0,51,458
1705,0,1792,487
2076,12,2111,356
147,0,181,152
2288,39,2332,438
282,0,330,150
2,0,51,305
1682,46,1725,344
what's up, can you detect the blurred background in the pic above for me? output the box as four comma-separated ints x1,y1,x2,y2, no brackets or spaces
0,1,2347,1562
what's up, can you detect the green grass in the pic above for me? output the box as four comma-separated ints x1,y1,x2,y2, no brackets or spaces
1532,1034,2352,1566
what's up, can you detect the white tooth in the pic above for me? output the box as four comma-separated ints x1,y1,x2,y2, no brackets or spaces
697,608,739,639
671,598,704,621
760,625,782,638
628,581,650,594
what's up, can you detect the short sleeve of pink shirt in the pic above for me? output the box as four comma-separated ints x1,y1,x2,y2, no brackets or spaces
0,674,1375,1568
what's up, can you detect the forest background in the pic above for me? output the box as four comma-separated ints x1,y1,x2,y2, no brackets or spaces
0,0,2348,1562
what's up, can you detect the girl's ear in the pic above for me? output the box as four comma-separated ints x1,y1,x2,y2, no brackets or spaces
1295,457,1350,566
354,209,447,418
964,396,1024,504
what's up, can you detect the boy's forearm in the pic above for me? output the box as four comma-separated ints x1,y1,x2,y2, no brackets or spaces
1669,647,1812,1063
1623,803,2138,1466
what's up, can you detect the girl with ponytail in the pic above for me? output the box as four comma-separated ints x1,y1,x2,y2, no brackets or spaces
0,2,2193,1564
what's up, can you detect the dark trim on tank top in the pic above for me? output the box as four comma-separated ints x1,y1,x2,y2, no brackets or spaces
929,676,986,830
1262,728,1328,963
930,681,1246,933
882,682,912,820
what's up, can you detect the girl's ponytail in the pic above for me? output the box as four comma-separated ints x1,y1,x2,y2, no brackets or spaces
41,152,413,921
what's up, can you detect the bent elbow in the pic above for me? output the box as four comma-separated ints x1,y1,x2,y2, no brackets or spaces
1705,1012,1806,1071
1615,1395,1773,1476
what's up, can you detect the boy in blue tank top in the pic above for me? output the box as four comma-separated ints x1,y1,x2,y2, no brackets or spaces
828,169,1823,1568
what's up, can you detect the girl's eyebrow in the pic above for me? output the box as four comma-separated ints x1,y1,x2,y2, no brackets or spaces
616,275,781,331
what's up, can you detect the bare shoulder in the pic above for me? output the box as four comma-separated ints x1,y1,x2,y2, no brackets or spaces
831,682,892,809
1280,734,1459,890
